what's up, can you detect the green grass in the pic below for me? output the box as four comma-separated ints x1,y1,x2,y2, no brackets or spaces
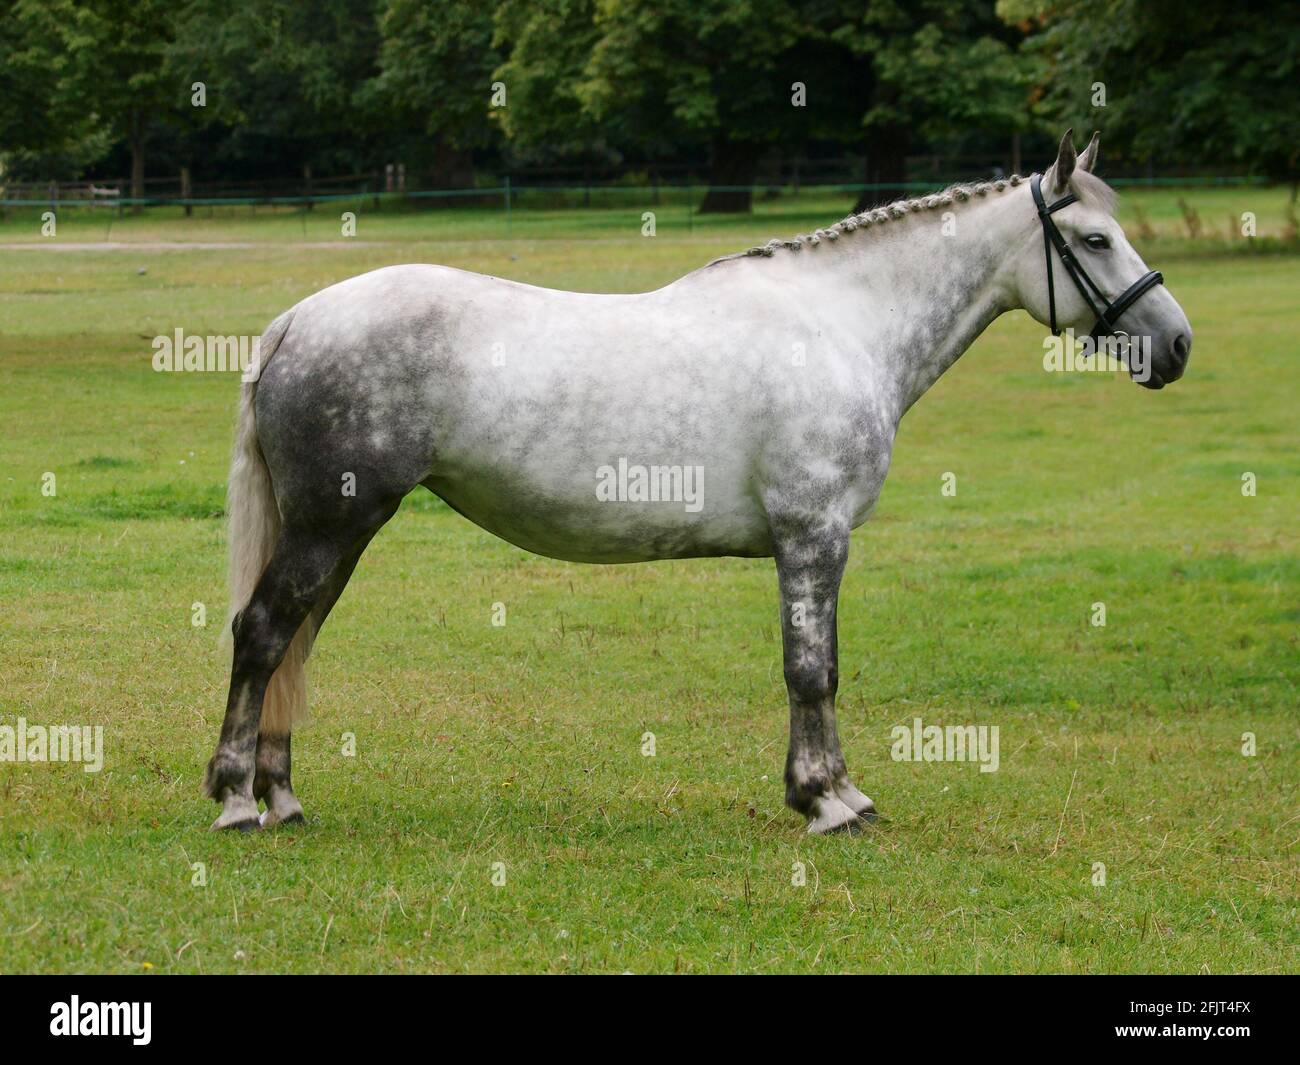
0,190,1296,974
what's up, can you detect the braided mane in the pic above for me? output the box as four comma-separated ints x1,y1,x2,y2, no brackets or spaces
709,170,1118,266
708,174,1027,265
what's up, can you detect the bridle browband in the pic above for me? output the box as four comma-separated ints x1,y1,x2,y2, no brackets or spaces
1030,172,1164,341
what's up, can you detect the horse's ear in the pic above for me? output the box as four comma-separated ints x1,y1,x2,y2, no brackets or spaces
1047,128,1077,194
1078,130,1101,173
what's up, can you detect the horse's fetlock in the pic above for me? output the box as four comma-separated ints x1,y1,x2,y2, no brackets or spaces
785,765,833,815
252,761,288,799
203,749,252,802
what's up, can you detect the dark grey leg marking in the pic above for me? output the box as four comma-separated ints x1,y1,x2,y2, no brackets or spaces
203,528,354,830
248,529,383,828
774,520,875,833
253,732,303,827
204,489,400,825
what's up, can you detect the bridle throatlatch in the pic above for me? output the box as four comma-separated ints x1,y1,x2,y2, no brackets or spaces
1030,172,1164,342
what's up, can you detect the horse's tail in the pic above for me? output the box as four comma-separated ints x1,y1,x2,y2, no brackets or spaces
226,307,312,735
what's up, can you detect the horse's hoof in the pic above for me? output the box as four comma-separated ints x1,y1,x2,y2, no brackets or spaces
259,808,305,829
806,795,864,835
210,793,261,832
834,779,876,818
826,810,881,834
210,815,261,832
258,785,304,828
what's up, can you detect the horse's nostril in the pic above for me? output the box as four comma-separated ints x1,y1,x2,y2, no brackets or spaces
1171,333,1191,367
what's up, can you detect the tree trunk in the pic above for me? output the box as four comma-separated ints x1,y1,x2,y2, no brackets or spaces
853,125,909,214
129,112,145,216
698,137,762,214
431,135,475,185
429,134,476,205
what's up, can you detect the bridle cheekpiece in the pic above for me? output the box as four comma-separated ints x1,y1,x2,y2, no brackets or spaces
1030,172,1164,343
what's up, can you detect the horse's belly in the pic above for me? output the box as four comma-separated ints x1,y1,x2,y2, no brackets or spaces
424,467,774,564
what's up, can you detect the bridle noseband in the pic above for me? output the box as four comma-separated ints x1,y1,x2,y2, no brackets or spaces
1030,172,1164,342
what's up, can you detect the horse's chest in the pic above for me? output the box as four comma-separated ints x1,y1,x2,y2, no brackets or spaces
842,422,897,529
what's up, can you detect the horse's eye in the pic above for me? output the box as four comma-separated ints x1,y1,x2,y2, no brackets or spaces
1084,234,1110,250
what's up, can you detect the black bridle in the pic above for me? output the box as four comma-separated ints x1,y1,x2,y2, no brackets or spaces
1030,172,1164,341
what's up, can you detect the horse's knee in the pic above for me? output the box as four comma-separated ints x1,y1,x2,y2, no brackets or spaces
784,661,837,704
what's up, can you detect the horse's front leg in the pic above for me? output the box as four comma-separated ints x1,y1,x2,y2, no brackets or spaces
773,519,876,834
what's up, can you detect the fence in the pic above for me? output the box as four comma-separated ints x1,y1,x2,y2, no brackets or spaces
0,176,1273,214
0,153,1273,212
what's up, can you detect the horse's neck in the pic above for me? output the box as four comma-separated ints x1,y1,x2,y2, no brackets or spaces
829,192,1026,415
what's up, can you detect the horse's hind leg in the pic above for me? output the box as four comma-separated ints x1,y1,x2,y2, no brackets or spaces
252,531,380,827
205,496,398,830
205,528,353,829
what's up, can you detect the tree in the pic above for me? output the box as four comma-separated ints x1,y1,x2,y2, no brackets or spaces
581,0,808,212
168,0,384,185
496,0,813,212
367,0,503,187
492,0,608,170
1003,0,1300,191
0,1,97,178
0,0,178,205
829,0,1032,211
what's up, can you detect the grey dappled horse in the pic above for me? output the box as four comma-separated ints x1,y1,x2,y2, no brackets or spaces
204,131,1192,833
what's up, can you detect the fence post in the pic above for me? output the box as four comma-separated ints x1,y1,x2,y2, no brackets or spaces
505,175,512,239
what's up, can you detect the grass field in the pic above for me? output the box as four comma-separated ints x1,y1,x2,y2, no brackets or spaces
0,184,1296,973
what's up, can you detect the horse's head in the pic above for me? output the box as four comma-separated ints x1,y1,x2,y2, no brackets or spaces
1012,130,1192,389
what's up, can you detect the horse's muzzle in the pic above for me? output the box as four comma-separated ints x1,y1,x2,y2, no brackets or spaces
1137,332,1192,390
